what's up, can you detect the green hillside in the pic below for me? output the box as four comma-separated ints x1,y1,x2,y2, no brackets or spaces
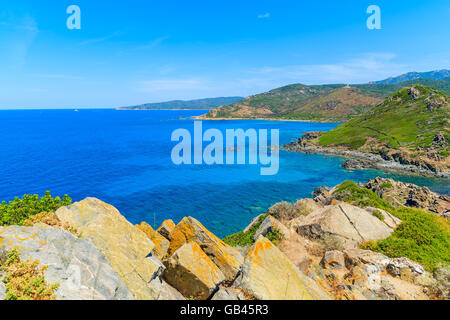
202,78,450,121
318,85,450,153
118,96,244,110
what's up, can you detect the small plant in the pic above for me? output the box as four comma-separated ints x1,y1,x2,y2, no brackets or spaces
372,209,385,222
1,249,59,300
223,214,268,247
379,183,393,189
267,202,295,221
266,228,283,246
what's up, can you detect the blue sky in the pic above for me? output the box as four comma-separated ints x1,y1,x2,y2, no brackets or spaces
0,0,449,109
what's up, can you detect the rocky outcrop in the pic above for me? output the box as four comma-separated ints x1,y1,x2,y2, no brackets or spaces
137,222,170,259
0,224,134,300
163,242,225,300
55,198,165,300
364,177,450,217
253,215,291,240
292,203,396,245
167,217,243,282
157,219,176,240
235,235,330,300
321,250,345,269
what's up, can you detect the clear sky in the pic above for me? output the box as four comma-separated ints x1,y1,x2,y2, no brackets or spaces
0,0,449,109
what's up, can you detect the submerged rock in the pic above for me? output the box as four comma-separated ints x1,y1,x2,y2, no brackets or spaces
163,242,225,300
168,217,243,281
235,235,330,300
0,225,133,300
55,198,164,300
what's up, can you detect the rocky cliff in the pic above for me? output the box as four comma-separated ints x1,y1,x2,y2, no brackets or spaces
1,179,448,300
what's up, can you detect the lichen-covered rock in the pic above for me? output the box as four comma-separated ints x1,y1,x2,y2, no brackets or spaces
343,248,390,271
168,217,243,281
163,242,225,300
321,250,345,269
137,222,170,259
0,225,134,300
253,215,291,241
386,258,425,278
157,219,176,240
235,235,330,300
55,198,164,300
294,203,394,244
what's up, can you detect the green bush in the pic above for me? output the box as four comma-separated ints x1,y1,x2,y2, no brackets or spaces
223,214,268,247
380,183,393,189
372,209,385,222
0,191,72,226
266,228,284,246
335,181,450,272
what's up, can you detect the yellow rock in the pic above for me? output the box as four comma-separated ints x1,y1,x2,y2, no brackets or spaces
163,242,225,300
157,219,176,240
55,198,164,300
136,222,170,259
235,235,330,300
168,217,243,281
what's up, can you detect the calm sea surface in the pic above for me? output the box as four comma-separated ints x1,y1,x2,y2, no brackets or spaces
0,109,448,237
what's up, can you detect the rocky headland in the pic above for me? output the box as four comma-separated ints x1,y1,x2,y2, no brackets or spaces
1,178,448,300
285,85,450,178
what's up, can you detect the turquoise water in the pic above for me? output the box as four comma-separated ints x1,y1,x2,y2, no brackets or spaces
0,109,448,237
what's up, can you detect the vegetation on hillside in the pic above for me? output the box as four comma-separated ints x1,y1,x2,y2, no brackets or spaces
203,78,450,121
0,249,59,300
118,96,244,110
318,85,450,152
334,181,450,272
0,191,72,226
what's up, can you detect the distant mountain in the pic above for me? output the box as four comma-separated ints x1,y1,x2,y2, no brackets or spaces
370,70,450,85
117,97,244,110
199,77,450,121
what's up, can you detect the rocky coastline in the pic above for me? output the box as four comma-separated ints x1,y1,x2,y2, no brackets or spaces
284,132,450,179
1,178,449,300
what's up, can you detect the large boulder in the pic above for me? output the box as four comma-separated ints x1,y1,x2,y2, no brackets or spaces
157,219,176,240
365,207,402,229
163,242,225,300
0,224,134,300
343,248,390,271
168,217,243,281
137,222,170,259
0,278,5,300
253,215,291,241
148,278,185,300
293,203,395,244
55,198,164,300
211,288,242,300
234,235,330,300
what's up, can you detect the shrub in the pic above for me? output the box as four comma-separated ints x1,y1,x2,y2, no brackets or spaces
430,263,450,300
266,228,284,246
380,183,393,189
1,249,59,300
372,209,385,222
338,181,450,272
0,191,72,226
267,202,295,221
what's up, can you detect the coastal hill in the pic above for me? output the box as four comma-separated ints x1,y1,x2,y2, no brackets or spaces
200,77,450,121
370,69,450,85
286,85,449,176
117,96,244,110
1,178,449,300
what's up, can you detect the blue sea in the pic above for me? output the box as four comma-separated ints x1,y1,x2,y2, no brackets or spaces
0,109,448,237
